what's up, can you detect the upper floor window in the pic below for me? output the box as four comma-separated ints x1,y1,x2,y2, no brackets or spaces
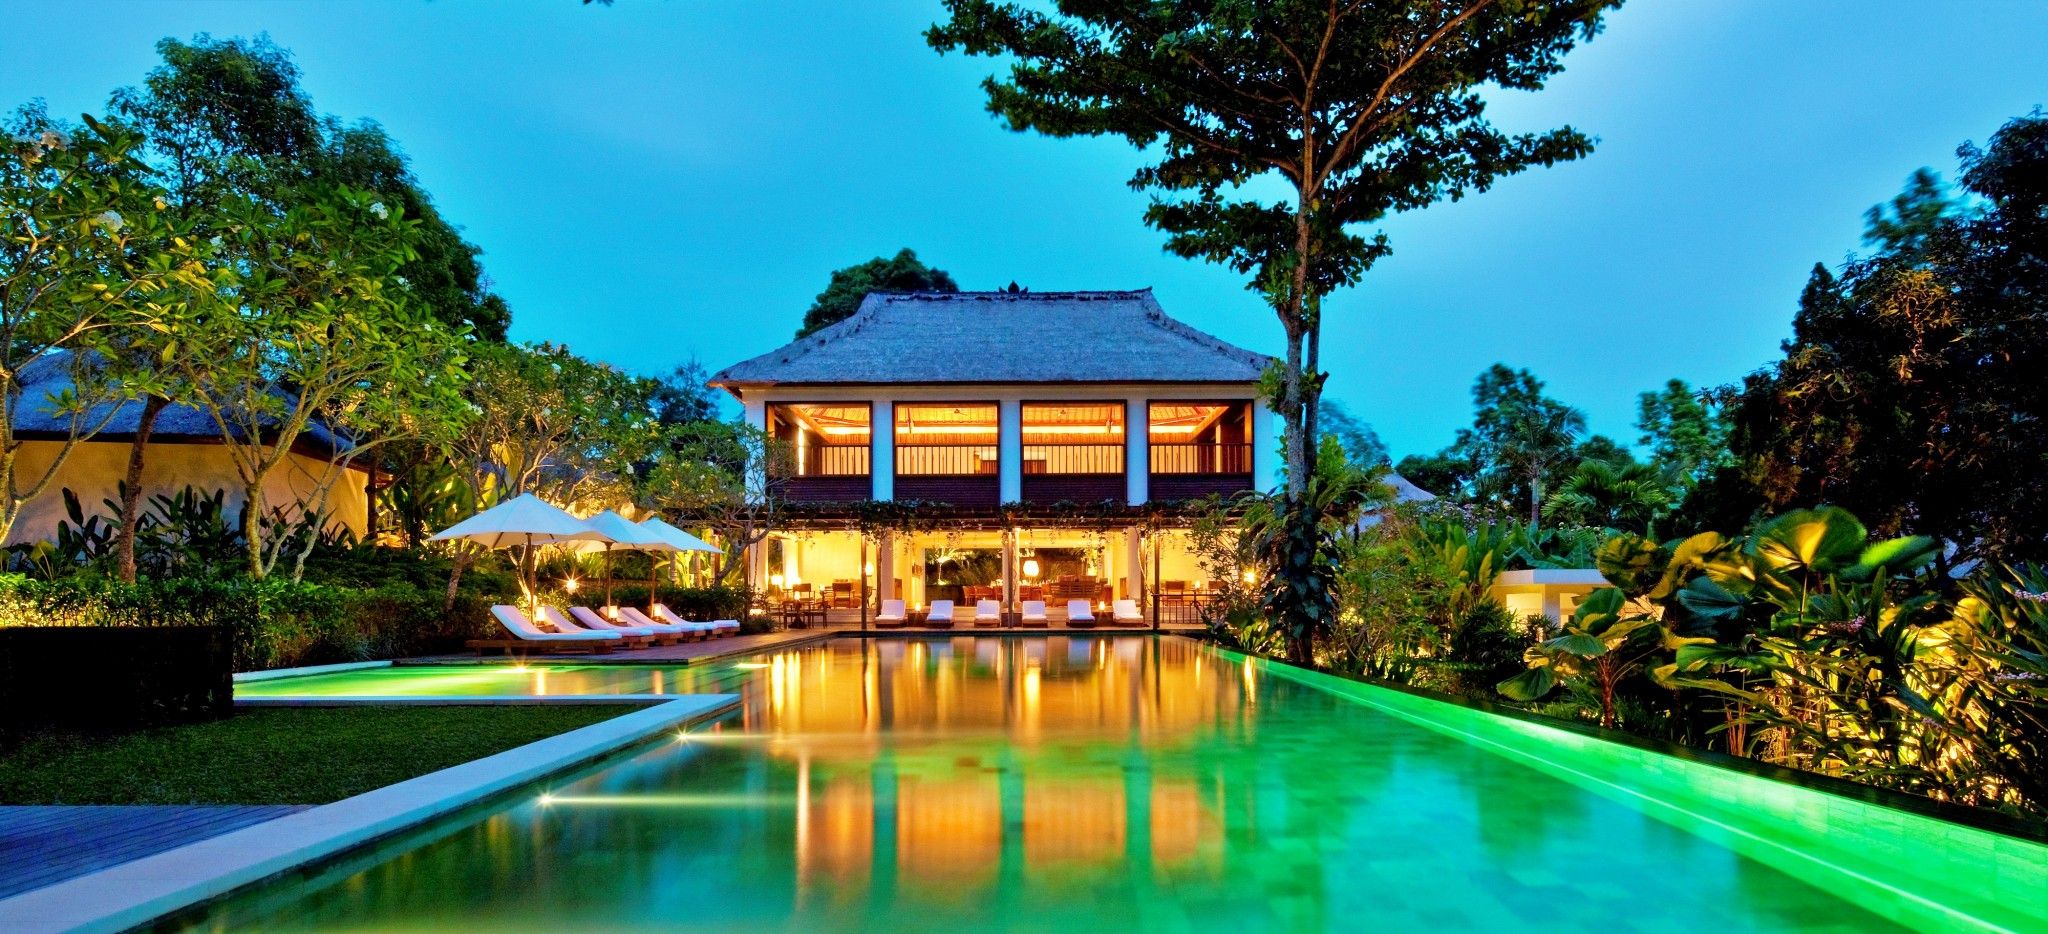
895,403,998,476
1022,403,1125,475
767,403,871,477
1149,401,1253,475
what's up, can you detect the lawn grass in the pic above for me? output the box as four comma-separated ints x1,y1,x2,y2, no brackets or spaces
0,705,645,806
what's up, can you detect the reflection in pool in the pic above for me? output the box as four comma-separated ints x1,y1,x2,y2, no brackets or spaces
185,636,1912,931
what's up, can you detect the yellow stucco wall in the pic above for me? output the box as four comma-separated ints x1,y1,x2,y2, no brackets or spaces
6,440,369,547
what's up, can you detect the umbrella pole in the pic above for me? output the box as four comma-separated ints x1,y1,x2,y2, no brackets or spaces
603,546,614,616
522,533,537,620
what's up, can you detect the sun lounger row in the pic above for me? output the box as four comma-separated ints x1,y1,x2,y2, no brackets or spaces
869,598,1148,629
466,604,740,655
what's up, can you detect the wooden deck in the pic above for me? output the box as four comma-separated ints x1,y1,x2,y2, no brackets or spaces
411,618,1203,665
0,804,307,899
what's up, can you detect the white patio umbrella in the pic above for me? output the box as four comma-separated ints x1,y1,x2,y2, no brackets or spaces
638,516,721,609
581,510,671,613
428,493,610,613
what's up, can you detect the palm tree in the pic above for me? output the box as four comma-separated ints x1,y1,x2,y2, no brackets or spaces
1543,459,1674,532
1493,402,1585,526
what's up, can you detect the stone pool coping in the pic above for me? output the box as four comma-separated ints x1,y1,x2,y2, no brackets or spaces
0,693,740,934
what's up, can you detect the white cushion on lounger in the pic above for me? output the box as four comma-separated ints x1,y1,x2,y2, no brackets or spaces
493,605,620,641
875,599,907,622
1021,600,1047,621
548,606,655,638
616,607,687,633
1067,600,1095,621
975,599,1001,620
1113,599,1143,622
652,604,736,632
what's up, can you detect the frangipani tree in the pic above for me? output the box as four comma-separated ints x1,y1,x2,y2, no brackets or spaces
930,0,1618,662
0,110,218,546
178,185,439,577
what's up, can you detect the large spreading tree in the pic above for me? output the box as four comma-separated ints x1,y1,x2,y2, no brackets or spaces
1728,111,2048,570
796,248,956,338
930,0,1617,662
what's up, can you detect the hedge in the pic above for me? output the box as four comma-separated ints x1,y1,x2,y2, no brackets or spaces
0,575,762,671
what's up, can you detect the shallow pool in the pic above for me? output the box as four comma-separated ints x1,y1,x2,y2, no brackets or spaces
179,637,2040,931
236,663,744,698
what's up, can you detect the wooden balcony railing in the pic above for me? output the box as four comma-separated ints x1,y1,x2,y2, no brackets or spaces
895,445,999,476
1021,443,1124,475
798,445,870,477
1148,442,1253,475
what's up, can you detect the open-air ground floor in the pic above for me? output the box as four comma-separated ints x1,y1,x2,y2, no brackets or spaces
743,523,1227,628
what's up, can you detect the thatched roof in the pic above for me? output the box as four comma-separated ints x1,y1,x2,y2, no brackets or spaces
1386,471,1436,503
710,289,1275,390
11,350,355,454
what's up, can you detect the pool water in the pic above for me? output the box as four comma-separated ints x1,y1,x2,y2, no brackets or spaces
178,637,2032,931
237,663,741,698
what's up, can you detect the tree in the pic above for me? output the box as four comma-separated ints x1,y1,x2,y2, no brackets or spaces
178,186,437,577
796,249,956,338
113,35,512,340
1462,365,1585,524
1728,111,2048,568
317,121,511,339
0,109,212,546
1635,378,1728,487
1393,447,1476,500
929,0,1616,662
1542,457,1670,533
101,34,510,580
436,342,657,605
1320,399,1388,467
651,359,724,428
642,420,789,585
106,35,323,582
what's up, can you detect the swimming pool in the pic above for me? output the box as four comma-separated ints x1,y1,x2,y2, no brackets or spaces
180,636,2044,930
236,663,746,699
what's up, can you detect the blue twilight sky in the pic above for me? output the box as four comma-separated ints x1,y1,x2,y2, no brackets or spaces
5,1,2046,459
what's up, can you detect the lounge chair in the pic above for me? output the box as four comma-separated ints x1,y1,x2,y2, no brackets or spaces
1066,599,1097,628
652,604,741,638
541,606,651,649
1112,599,1145,627
924,599,956,629
466,605,618,656
569,606,679,645
617,606,704,641
874,599,908,628
974,599,1003,628
567,605,677,645
1019,600,1048,628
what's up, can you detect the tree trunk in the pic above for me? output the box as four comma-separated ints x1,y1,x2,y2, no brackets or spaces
444,549,474,613
1529,476,1543,527
114,395,167,583
241,479,265,578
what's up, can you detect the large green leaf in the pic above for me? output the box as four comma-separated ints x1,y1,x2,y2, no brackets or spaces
1675,575,1745,621
1594,533,1663,597
1544,631,1609,657
1497,665,1558,701
1750,506,1867,576
1843,535,1939,581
